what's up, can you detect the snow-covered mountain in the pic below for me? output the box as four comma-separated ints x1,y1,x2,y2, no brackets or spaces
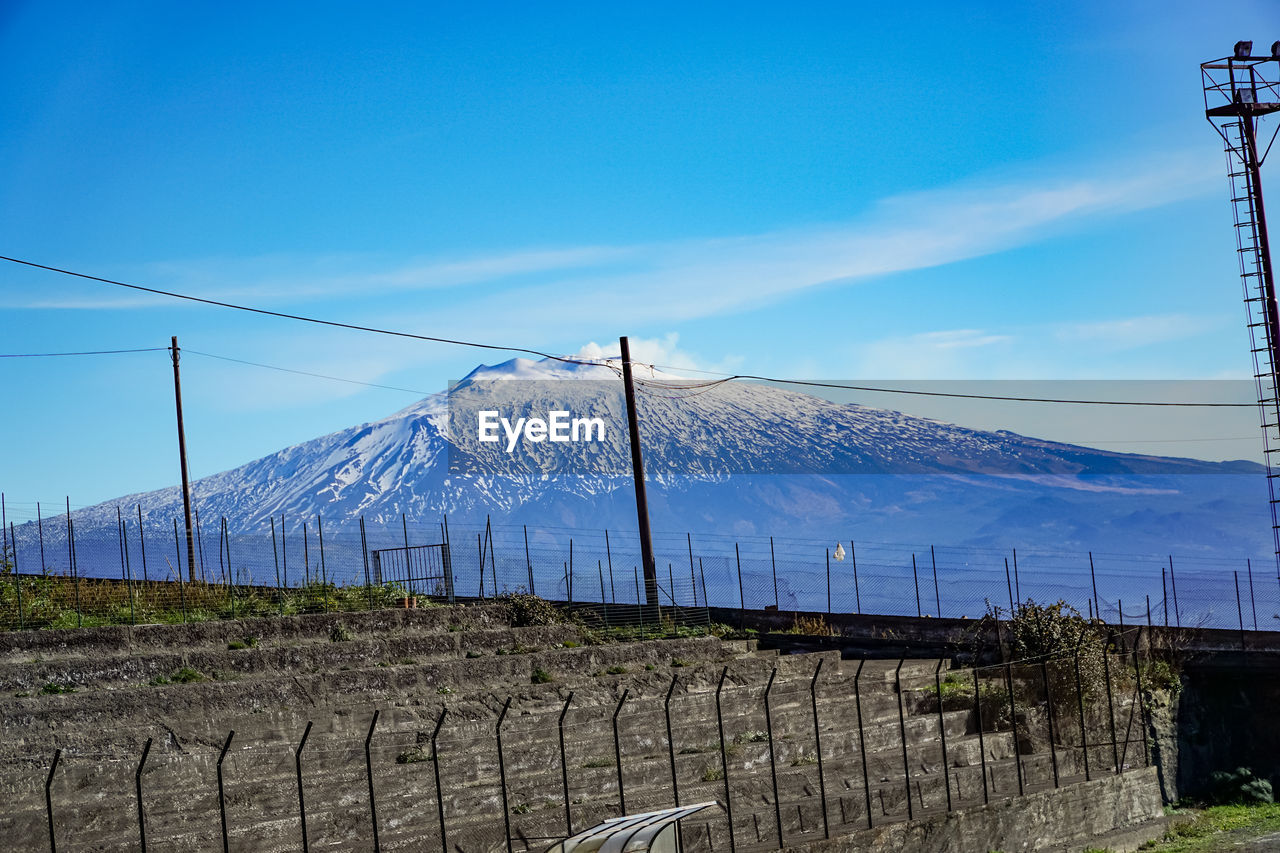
78,355,1270,557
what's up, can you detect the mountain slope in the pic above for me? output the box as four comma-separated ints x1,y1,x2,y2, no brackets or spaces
77,356,1268,557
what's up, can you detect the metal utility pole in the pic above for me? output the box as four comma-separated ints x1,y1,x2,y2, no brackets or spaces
170,336,198,582
1203,42,1280,563
619,336,658,607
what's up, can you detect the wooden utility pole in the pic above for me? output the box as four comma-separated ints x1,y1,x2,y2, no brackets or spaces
170,336,198,582
619,336,659,607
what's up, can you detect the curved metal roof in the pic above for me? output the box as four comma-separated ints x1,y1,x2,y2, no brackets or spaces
545,802,718,853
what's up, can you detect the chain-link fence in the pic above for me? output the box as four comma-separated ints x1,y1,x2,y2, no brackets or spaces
2,511,1277,633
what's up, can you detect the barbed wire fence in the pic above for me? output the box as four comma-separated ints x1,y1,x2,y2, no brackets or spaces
27,639,1154,853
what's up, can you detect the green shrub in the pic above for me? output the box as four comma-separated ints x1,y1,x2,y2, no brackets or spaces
531,667,553,684
329,623,353,643
1207,768,1274,805
40,682,76,695
605,665,628,675
501,591,562,627
171,666,204,684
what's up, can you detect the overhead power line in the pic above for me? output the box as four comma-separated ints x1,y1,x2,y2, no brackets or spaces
184,349,437,396
716,376,1255,407
0,255,601,369
0,253,1256,407
0,347,167,358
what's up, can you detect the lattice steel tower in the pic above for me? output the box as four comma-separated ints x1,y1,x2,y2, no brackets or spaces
1203,41,1280,562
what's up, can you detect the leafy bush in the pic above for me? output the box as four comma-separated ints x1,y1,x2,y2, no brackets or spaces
40,682,76,695
784,614,837,636
1206,768,1274,805
329,622,353,643
500,591,563,627
171,666,204,684
531,667,553,684
975,598,1110,701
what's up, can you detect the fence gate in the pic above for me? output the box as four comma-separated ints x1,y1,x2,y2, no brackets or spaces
370,543,452,598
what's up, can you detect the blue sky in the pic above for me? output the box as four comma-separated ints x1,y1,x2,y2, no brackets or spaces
1,0,1277,514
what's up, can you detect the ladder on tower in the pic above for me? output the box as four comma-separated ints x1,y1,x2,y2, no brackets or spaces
1222,118,1280,559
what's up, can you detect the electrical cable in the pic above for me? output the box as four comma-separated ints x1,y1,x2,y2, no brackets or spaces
0,254,1257,407
0,255,607,370
183,349,437,396
0,347,167,357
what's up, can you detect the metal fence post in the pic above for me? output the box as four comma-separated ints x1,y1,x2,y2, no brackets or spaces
1089,552,1099,618
1004,558,1015,618
1012,548,1021,604
1235,571,1246,651
1005,664,1023,795
37,501,46,573
912,555,921,618
1102,642,1119,773
117,508,133,624
66,501,81,628
496,697,514,853
1040,660,1059,788
1168,556,1180,627
558,693,574,835
360,517,373,611
934,660,952,810
699,559,708,613
10,522,23,630
135,737,152,853
894,657,913,819
770,537,779,609
172,519,187,623
431,709,448,853
972,668,989,805
763,668,783,847
525,525,534,593
851,540,861,614
715,667,735,853
1161,566,1168,627
931,546,941,618
45,748,61,853
295,722,311,853
317,515,328,611
217,730,235,853
1073,647,1090,782
1247,558,1258,630
735,544,745,628
606,529,616,603
1132,647,1151,767
365,710,381,852
853,659,872,828
598,562,610,628
612,689,629,815
809,659,830,838
271,516,283,615
665,676,680,806
137,504,149,584
825,548,831,614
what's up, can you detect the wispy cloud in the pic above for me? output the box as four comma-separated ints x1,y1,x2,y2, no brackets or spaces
1052,313,1227,350
5,147,1219,324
